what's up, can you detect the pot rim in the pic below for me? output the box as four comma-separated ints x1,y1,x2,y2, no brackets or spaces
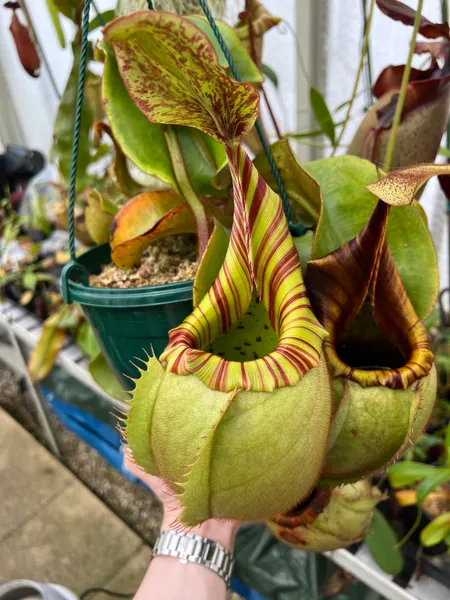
61,243,194,308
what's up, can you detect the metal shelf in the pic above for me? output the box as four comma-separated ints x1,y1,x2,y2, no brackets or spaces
0,297,448,600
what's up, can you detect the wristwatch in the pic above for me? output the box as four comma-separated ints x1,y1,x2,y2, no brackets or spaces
152,529,234,587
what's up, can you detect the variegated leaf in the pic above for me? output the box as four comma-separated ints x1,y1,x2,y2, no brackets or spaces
103,11,260,144
99,40,227,197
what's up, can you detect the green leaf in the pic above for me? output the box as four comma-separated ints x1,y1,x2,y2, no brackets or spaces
417,433,443,451
193,220,230,306
420,512,450,547
306,156,439,320
416,469,450,504
46,0,66,48
23,271,37,292
85,189,116,246
388,461,438,488
99,41,175,187
76,322,101,359
261,63,279,88
103,11,259,144
126,356,164,475
309,87,335,144
187,16,262,84
99,41,227,197
254,139,322,227
294,230,314,272
88,353,123,400
446,423,450,468
53,0,78,22
286,129,325,139
366,509,404,575
439,146,450,159
89,10,115,31
176,127,227,197
51,44,94,187
286,121,344,140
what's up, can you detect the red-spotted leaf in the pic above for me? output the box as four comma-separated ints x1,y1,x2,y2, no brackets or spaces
235,1,281,69
110,190,197,269
376,0,450,40
98,40,227,197
5,4,40,77
366,163,450,206
103,11,260,144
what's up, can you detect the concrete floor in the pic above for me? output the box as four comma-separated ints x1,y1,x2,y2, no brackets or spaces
0,407,151,597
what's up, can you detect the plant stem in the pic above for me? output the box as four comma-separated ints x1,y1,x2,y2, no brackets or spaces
383,0,424,171
331,0,375,156
362,0,374,109
164,126,210,259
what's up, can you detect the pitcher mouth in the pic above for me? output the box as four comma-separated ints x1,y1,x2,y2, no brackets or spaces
336,338,404,372
161,144,327,393
271,487,332,528
325,319,433,389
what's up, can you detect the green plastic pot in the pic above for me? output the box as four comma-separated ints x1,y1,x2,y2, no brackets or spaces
61,244,193,389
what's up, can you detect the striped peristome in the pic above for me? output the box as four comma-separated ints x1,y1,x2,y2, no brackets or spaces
161,144,327,392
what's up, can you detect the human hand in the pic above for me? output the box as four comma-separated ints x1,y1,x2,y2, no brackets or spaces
124,448,239,550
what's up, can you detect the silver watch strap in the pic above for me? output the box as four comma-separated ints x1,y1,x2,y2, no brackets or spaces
152,529,234,587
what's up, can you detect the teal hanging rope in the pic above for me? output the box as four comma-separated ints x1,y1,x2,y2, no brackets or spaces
197,0,305,236
68,0,92,261
147,1,154,9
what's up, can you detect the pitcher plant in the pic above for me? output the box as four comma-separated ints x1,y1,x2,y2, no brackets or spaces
101,10,441,527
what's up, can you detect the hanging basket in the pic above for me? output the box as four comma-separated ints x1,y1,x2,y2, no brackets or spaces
61,244,193,388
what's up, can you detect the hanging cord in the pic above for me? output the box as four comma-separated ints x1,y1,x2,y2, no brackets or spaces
68,0,92,261
196,0,305,236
